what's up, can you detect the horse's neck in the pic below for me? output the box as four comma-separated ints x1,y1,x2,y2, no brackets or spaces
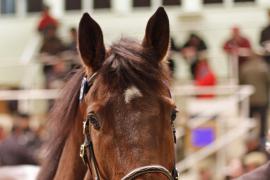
54,115,87,180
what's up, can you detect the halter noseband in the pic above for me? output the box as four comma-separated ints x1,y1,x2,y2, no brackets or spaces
79,72,179,180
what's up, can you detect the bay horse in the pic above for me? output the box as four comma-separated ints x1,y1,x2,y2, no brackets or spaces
38,7,178,180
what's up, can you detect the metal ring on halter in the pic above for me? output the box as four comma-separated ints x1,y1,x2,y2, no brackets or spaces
121,165,175,180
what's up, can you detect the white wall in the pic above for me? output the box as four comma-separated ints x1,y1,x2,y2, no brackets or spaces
0,2,269,86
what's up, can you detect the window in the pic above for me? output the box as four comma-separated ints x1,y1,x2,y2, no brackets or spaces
203,0,223,4
234,0,254,2
1,0,15,14
133,0,151,7
65,0,82,10
162,0,181,6
27,0,43,13
93,0,111,9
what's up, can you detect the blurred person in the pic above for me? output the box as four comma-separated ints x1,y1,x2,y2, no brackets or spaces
39,26,65,55
181,33,208,79
259,9,270,66
46,61,68,89
167,37,180,78
66,27,77,52
194,59,216,98
14,113,42,150
0,113,39,166
237,130,270,179
0,131,38,166
239,52,270,143
182,33,208,53
64,27,81,70
38,5,64,56
41,62,68,89
223,26,252,76
37,5,58,37
243,152,267,173
39,25,66,89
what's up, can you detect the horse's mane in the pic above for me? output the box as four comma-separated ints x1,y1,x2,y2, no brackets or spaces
38,69,84,180
38,38,169,180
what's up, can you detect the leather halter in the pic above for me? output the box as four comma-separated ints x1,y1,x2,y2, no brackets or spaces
79,72,179,180
121,165,174,180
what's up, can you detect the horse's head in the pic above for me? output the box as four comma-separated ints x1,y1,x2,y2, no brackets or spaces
78,7,177,179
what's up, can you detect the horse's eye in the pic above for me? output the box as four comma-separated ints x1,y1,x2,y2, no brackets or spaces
171,109,177,121
87,112,100,130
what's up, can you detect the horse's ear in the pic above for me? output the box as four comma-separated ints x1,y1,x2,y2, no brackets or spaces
78,13,105,72
143,7,170,61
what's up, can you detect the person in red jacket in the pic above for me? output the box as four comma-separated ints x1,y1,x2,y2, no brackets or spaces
194,59,216,98
37,5,58,36
223,27,252,77
223,27,251,59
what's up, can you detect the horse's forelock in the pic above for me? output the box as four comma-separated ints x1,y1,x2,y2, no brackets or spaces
97,38,169,96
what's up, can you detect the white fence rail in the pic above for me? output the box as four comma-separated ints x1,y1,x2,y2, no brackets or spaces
172,85,254,179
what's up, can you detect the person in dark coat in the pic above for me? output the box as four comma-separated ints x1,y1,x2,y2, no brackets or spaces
0,126,38,166
239,52,270,142
0,114,40,166
181,33,208,79
66,27,77,52
182,33,208,52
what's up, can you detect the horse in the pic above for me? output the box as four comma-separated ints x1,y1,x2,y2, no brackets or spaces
38,7,178,180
